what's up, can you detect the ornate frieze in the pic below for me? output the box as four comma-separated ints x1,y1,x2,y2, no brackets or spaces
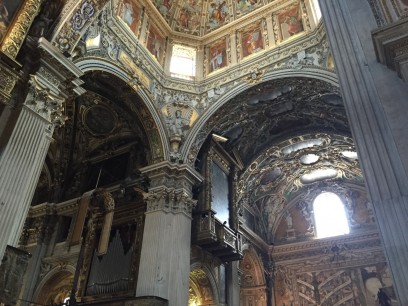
144,188,196,214
0,62,19,105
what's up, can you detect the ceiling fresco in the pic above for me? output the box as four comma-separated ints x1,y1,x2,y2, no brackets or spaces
151,0,273,36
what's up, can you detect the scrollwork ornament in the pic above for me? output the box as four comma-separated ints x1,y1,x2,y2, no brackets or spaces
1,0,43,59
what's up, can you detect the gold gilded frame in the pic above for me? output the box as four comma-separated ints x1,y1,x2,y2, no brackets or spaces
0,0,44,61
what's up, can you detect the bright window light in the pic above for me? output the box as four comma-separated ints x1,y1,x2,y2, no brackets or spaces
311,0,322,22
313,192,349,239
170,44,196,80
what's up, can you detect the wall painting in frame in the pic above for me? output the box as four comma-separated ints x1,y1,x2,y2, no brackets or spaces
208,38,227,73
240,23,264,59
117,0,141,36
278,4,304,41
146,24,166,66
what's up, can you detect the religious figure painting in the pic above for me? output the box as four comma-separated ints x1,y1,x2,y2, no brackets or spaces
208,0,228,29
236,0,257,15
117,0,140,35
208,39,227,73
240,25,264,58
278,4,304,41
0,0,24,45
177,0,201,35
146,25,165,65
154,0,172,16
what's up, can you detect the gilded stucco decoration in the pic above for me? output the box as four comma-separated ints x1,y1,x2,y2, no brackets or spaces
0,0,44,59
52,0,109,53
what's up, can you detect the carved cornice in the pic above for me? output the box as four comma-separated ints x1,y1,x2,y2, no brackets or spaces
140,161,203,192
271,230,383,267
372,17,408,80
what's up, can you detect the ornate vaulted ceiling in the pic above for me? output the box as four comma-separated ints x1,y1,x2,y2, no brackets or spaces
197,77,364,243
204,77,349,165
151,0,277,37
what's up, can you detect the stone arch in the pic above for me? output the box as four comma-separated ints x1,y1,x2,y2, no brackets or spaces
181,68,339,165
240,247,267,306
75,58,169,163
189,262,220,305
32,265,75,305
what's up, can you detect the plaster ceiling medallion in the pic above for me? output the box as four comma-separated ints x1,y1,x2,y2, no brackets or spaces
341,151,358,160
300,168,338,184
282,139,323,155
299,153,319,165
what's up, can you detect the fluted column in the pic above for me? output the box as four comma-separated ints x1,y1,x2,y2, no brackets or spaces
0,38,84,263
318,0,408,304
136,162,202,306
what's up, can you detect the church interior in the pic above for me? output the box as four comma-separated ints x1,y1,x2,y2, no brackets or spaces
0,0,408,305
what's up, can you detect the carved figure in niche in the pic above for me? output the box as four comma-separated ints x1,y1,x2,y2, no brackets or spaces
169,109,190,137
285,211,293,229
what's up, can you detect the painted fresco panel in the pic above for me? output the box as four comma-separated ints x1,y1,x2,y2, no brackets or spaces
147,25,165,65
208,39,227,73
208,0,229,29
278,4,304,41
154,0,173,16
236,0,258,15
117,0,141,35
176,0,202,35
240,24,264,59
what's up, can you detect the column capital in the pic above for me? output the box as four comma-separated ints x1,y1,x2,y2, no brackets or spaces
23,38,85,125
144,188,197,215
140,161,203,215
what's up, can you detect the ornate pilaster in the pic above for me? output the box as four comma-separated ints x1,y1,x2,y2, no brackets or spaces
0,38,84,263
136,162,202,306
318,1,408,304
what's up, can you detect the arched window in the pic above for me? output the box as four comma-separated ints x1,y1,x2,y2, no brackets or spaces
313,192,349,238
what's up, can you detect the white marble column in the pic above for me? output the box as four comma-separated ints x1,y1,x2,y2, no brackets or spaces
318,0,408,304
0,38,84,263
0,103,53,260
136,162,202,306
